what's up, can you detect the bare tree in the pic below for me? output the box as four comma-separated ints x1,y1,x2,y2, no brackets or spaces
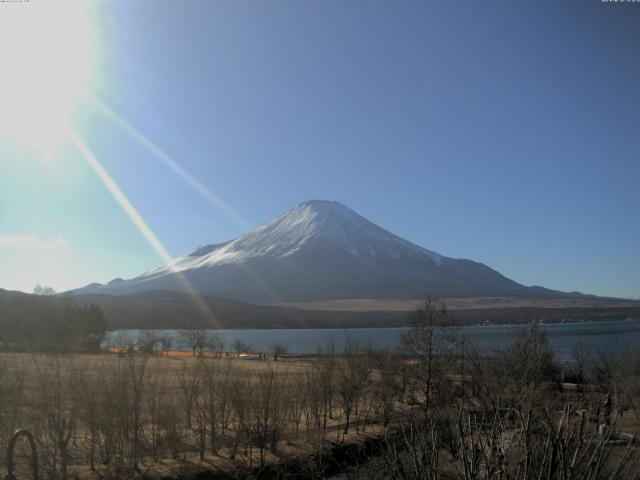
0,356,25,469
232,339,253,355
76,359,105,471
138,329,161,354
180,328,214,357
230,373,250,459
400,297,454,407
32,356,78,479
191,362,208,460
370,348,401,426
303,366,328,453
145,362,171,460
336,338,369,434
289,371,308,433
271,343,288,361
499,324,558,406
215,361,235,439
250,368,287,466
197,358,225,455
160,334,173,357
125,354,149,472
178,362,201,430
209,332,226,357
572,340,592,392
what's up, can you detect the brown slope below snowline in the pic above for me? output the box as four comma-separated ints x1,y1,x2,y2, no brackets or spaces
72,291,640,330
268,296,640,312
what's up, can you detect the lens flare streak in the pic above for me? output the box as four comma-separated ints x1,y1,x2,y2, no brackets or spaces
68,129,172,266
93,98,249,229
67,128,220,326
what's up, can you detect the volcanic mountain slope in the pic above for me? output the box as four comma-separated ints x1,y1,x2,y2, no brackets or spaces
72,200,581,303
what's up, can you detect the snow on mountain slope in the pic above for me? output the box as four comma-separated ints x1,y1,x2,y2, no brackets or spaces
72,200,571,302
143,200,443,279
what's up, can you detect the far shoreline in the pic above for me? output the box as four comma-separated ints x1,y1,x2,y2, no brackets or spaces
108,316,640,332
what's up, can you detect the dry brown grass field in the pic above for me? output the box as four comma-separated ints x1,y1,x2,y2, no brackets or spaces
0,350,390,479
2,307,640,480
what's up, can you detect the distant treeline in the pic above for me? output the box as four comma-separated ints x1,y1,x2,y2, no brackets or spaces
0,294,107,351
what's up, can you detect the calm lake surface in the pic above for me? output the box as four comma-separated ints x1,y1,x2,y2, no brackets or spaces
108,319,640,361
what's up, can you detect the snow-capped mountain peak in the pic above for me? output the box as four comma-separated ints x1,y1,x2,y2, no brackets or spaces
145,200,443,278
74,199,545,303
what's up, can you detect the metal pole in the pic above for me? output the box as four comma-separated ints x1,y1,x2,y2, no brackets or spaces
5,428,38,480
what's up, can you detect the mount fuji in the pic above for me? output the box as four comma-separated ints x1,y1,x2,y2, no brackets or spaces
73,200,575,303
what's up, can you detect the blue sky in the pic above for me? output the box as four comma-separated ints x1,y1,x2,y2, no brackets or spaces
1,0,639,298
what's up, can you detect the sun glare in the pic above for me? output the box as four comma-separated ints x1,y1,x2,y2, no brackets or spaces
0,1,96,157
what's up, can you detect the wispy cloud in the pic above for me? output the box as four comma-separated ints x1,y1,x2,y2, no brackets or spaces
0,234,69,249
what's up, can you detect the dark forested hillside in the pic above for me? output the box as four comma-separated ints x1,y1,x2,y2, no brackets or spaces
72,290,408,329
74,290,640,330
0,292,107,351
3,288,638,333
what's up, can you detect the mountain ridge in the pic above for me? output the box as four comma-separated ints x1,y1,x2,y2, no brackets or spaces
71,200,591,302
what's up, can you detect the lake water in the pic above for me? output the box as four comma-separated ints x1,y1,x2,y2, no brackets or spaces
107,319,640,361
